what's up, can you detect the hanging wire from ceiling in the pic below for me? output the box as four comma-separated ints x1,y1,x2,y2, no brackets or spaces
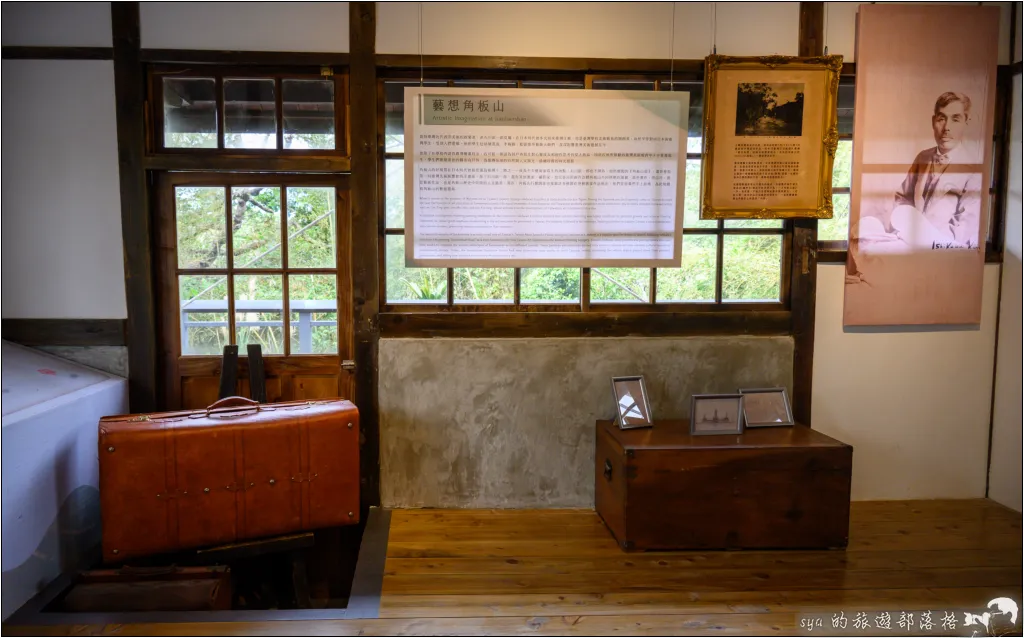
711,2,718,55
419,2,424,87
669,2,677,90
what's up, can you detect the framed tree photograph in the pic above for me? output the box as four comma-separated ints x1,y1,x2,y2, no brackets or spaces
700,54,843,220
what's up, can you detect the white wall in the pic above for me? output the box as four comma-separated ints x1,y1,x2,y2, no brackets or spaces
812,265,1000,501
140,2,349,52
988,74,1022,512
825,2,1015,65
0,2,111,47
377,2,798,58
0,60,126,319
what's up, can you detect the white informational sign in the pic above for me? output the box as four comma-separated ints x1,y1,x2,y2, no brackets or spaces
404,87,688,267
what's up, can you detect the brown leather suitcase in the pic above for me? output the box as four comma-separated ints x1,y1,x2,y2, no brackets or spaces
99,397,359,563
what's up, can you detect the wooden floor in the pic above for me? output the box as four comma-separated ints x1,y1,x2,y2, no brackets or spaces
6,499,1022,636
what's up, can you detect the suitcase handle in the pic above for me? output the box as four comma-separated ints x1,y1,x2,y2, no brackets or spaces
206,396,260,415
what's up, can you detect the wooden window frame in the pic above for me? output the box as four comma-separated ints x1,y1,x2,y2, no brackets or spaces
377,70,791,318
145,65,351,172
157,172,351,359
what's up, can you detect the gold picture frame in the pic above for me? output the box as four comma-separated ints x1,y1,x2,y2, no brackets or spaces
700,54,843,219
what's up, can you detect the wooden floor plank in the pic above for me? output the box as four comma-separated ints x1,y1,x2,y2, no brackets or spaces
380,566,1022,595
384,549,1022,575
3,612,799,636
378,587,958,618
7,499,1021,636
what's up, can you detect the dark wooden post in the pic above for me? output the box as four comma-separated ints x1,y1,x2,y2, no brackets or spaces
350,1,382,509
112,2,158,412
791,1,825,426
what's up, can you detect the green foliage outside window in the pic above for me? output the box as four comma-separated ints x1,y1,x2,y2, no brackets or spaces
820,140,852,241
176,184,338,355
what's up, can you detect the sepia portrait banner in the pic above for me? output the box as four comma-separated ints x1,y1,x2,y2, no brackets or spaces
844,4,999,326
701,54,842,219
404,87,688,267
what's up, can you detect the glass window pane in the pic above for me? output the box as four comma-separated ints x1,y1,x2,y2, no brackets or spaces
454,268,513,303
656,235,717,302
175,186,226,269
833,140,852,188
520,81,585,89
662,81,703,149
287,187,336,268
722,235,782,302
385,159,405,229
987,192,996,244
283,79,335,150
290,274,337,354
231,186,281,268
163,77,217,148
235,275,284,355
837,82,854,136
684,160,716,228
384,81,447,153
179,275,229,355
224,78,277,149
386,235,447,302
520,268,580,303
591,268,651,303
725,219,784,229
820,193,851,242
592,80,656,91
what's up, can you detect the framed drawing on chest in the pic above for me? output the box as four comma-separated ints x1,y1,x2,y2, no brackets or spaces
739,387,795,428
690,394,744,436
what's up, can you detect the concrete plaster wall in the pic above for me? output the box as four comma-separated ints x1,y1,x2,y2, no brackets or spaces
380,336,794,508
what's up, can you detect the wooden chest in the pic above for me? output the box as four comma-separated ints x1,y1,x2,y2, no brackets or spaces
99,397,360,562
595,420,852,551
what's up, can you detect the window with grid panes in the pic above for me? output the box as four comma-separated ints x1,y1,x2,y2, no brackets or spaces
157,69,346,153
173,180,341,356
382,76,786,308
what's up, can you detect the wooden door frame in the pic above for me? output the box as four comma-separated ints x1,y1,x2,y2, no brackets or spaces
154,172,353,409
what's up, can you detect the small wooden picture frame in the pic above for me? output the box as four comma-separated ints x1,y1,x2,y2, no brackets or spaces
611,376,654,430
690,394,744,436
739,387,795,427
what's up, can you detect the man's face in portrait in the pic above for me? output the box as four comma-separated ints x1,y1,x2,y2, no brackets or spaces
932,100,969,154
